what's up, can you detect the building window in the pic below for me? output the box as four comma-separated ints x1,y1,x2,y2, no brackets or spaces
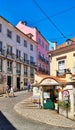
24,53,28,61
24,40,27,47
16,49,21,58
58,60,65,74
0,59,2,72
7,29,12,38
30,56,34,62
0,41,2,52
7,61,12,72
24,78,28,86
16,63,21,74
24,66,28,76
42,41,44,48
16,35,20,43
7,45,12,55
38,38,41,44
30,44,33,51
46,45,48,51
30,67,34,78
0,24,2,32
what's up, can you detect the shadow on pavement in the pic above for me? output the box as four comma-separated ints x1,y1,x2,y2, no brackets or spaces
0,111,17,130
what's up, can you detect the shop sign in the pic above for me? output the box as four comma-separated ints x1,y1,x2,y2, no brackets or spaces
62,90,69,101
44,92,50,99
40,78,59,85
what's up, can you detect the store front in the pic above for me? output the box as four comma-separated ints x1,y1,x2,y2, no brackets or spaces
36,74,75,120
38,77,60,111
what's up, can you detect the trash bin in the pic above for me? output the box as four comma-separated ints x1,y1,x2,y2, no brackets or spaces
43,99,55,110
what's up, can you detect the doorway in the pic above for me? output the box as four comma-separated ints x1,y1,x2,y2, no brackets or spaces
7,76,11,87
17,77,20,91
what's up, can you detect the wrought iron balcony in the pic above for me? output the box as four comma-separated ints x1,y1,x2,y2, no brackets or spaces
30,61,36,67
45,59,49,64
0,49,6,56
38,55,46,63
6,52,16,60
16,70,21,76
24,71,28,76
7,67,12,73
56,68,71,76
24,59,29,65
12,53,16,59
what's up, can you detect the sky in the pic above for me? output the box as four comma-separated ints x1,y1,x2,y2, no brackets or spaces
0,0,75,46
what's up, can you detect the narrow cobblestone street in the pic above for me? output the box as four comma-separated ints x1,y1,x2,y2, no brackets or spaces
0,91,75,130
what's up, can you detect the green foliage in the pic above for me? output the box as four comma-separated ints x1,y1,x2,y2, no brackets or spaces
59,100,70,110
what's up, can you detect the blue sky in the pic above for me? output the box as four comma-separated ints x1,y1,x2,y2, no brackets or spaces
0,0,75,46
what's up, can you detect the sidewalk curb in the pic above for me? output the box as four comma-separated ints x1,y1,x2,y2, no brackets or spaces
14,98,75,128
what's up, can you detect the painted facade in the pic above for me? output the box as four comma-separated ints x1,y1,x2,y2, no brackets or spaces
16,22,50,75
48,39,75,77
47,40,75,119
0,16,37,93
32,74,75,120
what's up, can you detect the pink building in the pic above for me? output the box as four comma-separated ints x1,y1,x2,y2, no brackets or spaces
16,21,50,75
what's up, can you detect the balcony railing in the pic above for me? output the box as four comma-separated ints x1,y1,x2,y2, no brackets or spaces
56,68,71,76
6,52,16,60
0,49,6,56
24,60,29,65
16,70,21,76
30,61,36,67
7,67,12,73
24,71,28,77
38,55,49,64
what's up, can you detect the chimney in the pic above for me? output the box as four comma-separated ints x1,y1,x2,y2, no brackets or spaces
51,41,57,50
21,21,27,25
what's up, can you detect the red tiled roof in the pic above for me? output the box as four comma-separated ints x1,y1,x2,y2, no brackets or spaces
57,37,75,49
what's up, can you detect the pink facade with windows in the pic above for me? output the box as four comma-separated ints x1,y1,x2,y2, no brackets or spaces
16,21,50,75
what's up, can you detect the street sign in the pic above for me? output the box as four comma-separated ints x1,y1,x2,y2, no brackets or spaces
62,90,69,97
62,90,69,101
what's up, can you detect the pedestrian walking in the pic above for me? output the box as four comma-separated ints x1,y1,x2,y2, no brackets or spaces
27,83,30,92
10,86,15,97
5,85,10,97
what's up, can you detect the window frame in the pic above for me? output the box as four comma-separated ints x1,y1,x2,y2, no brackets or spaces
7,29,12,39
16,35,20,43
0,24,2,32
30,44,33,51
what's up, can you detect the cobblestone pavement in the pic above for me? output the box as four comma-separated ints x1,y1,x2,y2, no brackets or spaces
0,91,75,130
14,96,75,129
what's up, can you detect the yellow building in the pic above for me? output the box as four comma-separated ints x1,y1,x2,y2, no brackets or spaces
49,39,75,77
47,39,75,120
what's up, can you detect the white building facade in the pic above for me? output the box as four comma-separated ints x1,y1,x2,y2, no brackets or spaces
0,16,37,93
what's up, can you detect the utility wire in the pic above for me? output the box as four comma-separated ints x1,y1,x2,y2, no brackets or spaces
32,0,67,38
33,6,75,25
